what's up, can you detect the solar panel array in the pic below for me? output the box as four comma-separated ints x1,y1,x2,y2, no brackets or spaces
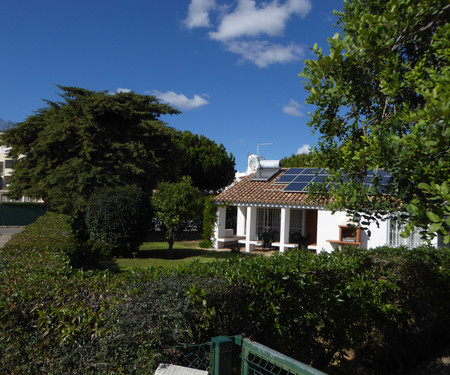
274,168,390,193
250,168,280,181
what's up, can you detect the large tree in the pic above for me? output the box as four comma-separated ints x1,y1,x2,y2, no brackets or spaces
0,119,15,133
175,130,235,192
300,0,449,241
2,86,180,215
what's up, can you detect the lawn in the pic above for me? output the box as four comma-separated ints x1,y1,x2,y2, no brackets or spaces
101,231,253,271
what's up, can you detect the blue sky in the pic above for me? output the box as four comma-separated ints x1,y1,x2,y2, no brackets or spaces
1,0,341,172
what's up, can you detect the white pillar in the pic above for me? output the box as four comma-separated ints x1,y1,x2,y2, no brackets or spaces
236,206,246,236
245,206,257,252
214,205,227,249
279,208,291,253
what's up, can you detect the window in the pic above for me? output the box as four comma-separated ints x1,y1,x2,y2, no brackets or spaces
5,159,17,169
389,220,422,248
256,208,280,241
289,209,303,235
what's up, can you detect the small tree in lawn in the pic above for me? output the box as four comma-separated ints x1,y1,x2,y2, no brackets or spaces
152,176,203,253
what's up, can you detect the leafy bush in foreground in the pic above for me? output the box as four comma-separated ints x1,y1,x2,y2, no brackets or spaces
1,215,449,375
178,247,450,374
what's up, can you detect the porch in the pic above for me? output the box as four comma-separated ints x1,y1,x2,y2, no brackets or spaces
214,205,318,253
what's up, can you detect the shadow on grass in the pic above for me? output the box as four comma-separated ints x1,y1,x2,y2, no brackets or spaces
136,248,248,260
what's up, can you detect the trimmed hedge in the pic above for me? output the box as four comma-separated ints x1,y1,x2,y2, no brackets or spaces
1,216,449,374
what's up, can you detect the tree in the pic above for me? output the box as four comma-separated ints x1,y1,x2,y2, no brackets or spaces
0,119,15,133
280,151,325,168
300,0,449,242
2,86,180,216
152,176,203,252
175,131,235,192
85,185,152,256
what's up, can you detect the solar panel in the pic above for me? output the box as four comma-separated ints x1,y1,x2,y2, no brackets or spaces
251,168,279,181
283,168,305,175
275,168,391,193
283,182,309,192
273,174,297,184
304,168,323,174
293,175,314,183
311,174,327,183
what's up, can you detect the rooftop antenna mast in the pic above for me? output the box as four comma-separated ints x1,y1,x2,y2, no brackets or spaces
257,143,272,158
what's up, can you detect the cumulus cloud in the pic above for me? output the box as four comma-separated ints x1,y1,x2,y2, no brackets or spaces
226,40,304,68
184,0,312,68
107,88,132,95
297,144,311,154
184,0,216,28
209,0,311,41
115,88,132,93
151,90,209,110
283,99,304,117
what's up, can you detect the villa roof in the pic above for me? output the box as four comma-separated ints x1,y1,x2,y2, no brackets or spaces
214,169,322,206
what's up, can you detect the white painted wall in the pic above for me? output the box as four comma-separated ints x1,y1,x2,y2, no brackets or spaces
237,206,246,236
316,210,347,252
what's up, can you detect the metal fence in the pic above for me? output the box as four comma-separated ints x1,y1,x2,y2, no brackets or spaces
171,335,327,375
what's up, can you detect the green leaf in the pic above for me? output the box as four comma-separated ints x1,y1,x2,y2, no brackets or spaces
426,211,441,223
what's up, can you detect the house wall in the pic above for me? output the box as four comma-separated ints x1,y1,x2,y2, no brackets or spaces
316,210,392,253
215,203,437,252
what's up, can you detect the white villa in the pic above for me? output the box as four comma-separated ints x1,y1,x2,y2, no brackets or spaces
213,157,435,253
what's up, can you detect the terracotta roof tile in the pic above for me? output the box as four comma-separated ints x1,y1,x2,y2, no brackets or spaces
214,169,320,206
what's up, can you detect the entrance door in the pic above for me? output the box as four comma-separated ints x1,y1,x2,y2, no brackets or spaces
304,210,317,245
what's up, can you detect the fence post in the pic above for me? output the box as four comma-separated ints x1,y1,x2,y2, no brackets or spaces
211,336,233,375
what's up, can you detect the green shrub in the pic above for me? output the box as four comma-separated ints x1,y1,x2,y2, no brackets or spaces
85,185,152,256
178,247,450,374
199,196,217,248
1,216,449,375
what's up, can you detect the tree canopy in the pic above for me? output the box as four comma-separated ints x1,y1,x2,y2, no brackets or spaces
2,86,180,215
2,86,235,218
152,176,203,251
176,130,235,192
280,151,325,168
300,0,449,241
0,119,15,133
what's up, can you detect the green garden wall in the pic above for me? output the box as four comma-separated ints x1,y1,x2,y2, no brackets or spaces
0,204,48,226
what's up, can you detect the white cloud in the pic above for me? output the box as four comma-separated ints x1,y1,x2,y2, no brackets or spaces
209,0,311,41
184,0,216,28
226,40,304,68
184,0,312,68
283,99,304,117
115,88,132,93
297,144,311,154
151,90,209,110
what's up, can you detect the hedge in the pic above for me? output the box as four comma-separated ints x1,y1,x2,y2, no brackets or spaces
1,215,449,374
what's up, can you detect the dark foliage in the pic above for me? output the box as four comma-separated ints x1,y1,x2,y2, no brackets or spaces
85,185,152,256
1,216,448,375
176,131,235,192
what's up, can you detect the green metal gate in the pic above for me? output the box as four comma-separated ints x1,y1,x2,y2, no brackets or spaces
171,335,327,375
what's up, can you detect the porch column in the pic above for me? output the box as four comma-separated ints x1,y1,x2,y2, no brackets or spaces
236,206,246,236
245,206,257,252
279,207,291,253
214,205,227,249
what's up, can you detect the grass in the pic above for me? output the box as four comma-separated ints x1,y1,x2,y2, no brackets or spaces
101,231,253,272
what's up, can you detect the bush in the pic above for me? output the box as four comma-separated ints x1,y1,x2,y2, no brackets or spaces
199,196,217,248
179,247,450,374
85,185,152,256
1,216,449,375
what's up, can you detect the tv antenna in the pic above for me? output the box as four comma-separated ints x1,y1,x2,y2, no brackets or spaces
257,143,272,157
